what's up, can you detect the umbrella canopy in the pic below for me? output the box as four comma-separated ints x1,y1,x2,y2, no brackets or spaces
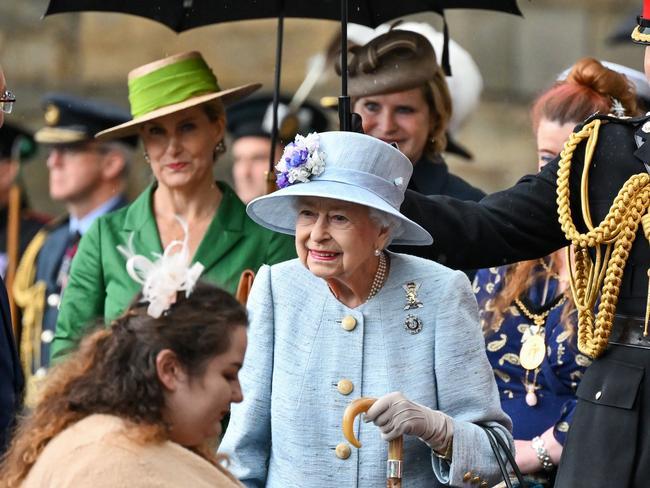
45,0,521,32
44,0,522,172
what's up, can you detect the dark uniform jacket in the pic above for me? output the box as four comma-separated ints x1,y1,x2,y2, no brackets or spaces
402,155,485,282
397,114,648,316
0,206,48,275
396,113,650,488
0,276,22,454
409,154,485,202
13,196,128,389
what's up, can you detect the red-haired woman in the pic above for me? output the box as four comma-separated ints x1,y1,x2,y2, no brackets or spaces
473,57,640,486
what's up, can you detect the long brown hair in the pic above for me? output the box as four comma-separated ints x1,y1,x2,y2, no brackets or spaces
421,73,452,157
480,254,576,336
0,282,247,487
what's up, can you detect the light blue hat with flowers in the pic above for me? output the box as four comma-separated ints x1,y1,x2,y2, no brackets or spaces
246,131,433,246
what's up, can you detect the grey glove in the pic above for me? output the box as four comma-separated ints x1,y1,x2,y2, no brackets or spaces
364,391,454,453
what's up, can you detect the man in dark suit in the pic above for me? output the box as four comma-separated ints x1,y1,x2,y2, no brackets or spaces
13,94,136,406
0,63,24,454
393,7,650,487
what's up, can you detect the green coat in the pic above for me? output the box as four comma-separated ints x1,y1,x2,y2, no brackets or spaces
51,182,295,361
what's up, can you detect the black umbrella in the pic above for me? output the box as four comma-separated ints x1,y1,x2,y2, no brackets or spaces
44,0,522,171
44,1,521,33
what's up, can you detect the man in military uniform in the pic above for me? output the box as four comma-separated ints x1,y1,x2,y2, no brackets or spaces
0,63,24,455
0,123,50,276
13,94,136,403
226,94,330,203
392,4,650,486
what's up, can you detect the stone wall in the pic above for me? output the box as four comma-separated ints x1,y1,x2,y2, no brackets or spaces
0,0,643,213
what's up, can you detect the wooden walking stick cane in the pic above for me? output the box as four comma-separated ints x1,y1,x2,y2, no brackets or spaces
6,183,21,334
342,397,404,488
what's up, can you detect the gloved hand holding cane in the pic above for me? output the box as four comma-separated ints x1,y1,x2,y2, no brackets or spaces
343,392,454,488
365,391,454,459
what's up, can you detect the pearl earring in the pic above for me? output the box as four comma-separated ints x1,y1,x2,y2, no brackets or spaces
374,249,381,256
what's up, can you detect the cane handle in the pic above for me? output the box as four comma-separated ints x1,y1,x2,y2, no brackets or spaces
342,397,403,487
342,397,376,448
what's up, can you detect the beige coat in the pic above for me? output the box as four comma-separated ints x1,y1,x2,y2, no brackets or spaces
22,414,243,488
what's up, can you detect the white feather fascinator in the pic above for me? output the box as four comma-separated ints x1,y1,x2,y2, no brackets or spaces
117,217,205,318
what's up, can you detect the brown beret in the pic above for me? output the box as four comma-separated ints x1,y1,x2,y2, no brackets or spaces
336,30,440,98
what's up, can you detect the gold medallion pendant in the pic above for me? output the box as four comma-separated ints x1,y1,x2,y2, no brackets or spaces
519,334,546,370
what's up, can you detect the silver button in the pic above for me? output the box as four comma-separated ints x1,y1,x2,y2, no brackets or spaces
47,293,60,308
41,330,54,344
642,121,650,133
595,391,602,400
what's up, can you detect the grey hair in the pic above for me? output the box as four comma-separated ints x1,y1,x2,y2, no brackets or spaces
99,140,134,179
290,197,402,244
367,207,401,245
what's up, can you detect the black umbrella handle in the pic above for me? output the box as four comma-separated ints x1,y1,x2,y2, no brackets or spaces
339,0,351,131
269,12,285,173
339,96,351,132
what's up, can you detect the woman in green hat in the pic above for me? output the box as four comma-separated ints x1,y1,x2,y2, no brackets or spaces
50,51,295,362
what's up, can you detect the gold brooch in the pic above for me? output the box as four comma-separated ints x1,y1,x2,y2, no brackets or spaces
403,281,423,310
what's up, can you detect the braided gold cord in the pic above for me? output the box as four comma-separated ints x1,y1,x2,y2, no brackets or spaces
557,119,650,358
12,229,49,406
632,26,650,44
643,215,650,336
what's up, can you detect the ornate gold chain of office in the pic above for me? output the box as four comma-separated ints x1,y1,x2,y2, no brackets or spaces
556,118,650,358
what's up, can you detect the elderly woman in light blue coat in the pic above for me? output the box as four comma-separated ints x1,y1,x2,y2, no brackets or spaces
220,131,513,487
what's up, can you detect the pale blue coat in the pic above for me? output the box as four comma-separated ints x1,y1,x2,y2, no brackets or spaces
220,253,512,487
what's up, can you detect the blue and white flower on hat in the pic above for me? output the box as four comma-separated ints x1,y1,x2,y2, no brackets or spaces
275,132,325,188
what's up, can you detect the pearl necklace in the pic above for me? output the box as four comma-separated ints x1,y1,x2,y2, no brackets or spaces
366,252,388,303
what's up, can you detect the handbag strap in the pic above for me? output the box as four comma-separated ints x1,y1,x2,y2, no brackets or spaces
484,426,513,488
479,424,527,488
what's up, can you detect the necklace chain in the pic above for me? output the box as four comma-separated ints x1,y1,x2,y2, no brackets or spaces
366,252,388,303
514,294,567,327
538,258,560,279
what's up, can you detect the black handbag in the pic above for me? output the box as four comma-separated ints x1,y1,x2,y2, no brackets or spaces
478,424,527,488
